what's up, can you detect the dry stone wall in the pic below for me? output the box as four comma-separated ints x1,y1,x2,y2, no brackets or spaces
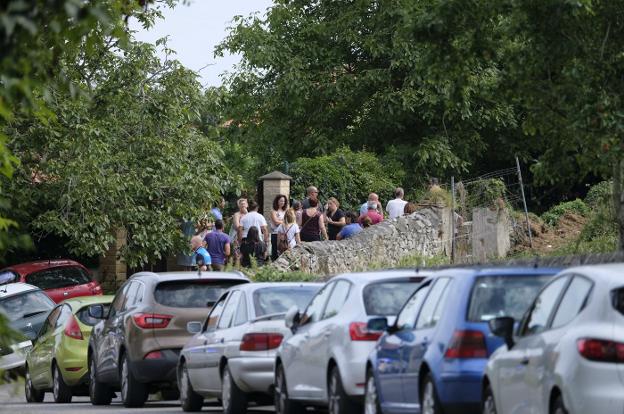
271,207,446,276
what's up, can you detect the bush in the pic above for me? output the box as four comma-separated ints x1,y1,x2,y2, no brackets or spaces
541,199,590,226
289,148,400,211
585,180,613,208
464,178,507,210
245,266,319,282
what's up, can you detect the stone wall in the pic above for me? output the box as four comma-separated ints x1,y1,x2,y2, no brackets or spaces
271,208,445,276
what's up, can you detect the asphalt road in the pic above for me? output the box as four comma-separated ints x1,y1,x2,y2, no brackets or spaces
0,383,276,414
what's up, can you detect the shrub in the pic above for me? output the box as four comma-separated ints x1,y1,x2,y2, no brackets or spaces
246,266,319,282
585,180,613,208
541,199,590,226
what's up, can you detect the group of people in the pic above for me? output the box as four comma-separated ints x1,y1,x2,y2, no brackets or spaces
190,185,417,270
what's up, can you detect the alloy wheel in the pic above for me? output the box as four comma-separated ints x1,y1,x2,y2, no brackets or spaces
222,368,231,412
25,370,33,401
89,359,96,397
275,368,286,414
53,367,60,400
483,394,497,414
422,381,436,414
364,375,378,414
180,366,189,402
328,371,340,414
121,358,129,402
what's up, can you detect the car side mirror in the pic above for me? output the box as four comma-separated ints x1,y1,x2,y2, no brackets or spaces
284,305,301,332
367,317,388,332
187,321,202,334
489,316,515,349
88,304,106,320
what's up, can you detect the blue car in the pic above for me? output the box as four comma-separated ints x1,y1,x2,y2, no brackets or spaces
364,267,560,414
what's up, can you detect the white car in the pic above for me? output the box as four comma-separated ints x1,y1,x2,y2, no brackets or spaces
483,263,624,414
274,270,430,414
177,282,322,414
0,282,55,377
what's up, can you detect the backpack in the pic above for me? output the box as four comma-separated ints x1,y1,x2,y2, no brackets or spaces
277,224,294,253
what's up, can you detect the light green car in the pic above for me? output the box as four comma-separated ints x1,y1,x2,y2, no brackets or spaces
24,295,114,403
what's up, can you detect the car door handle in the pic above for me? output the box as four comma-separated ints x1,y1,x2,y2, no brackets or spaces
520,358,530,365
220,338,225,344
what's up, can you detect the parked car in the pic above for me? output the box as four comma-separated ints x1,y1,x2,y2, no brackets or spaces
483,263,624,414
275,269,430,414
87,271,249,408
24,295,114,403
364,266,560,414
178,282,322,413
0,283,55,378
0,259,102,303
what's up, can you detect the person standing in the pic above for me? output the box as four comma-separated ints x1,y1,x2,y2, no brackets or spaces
277,208,301,250
292,200,303,226
360,193,382,216
239,200,269,244
190,235,211,271
386,187,408,219
359,201,384,225
301,185,324,212
336,211,363,240
211,197,225,221
240,226,268,268
228,198,247,266
325,197,346,240
269,194,288,261
300,199,328,242
204,219,231,271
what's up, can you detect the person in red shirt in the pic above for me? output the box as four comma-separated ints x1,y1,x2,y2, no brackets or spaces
358,201,384,225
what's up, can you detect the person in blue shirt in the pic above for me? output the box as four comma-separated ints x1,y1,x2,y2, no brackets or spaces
336,211,363,240
191,235,211,271
211,197,225,221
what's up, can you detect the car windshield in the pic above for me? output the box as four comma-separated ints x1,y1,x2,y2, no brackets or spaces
0,290,54,322
253,286,320,317
467,275,553,322
154,280,246,308
25,266,92,290
363,281,422,316
76,304,111,326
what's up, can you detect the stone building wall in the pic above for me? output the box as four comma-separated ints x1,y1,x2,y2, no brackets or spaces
99,228,127,292
271,207,445,276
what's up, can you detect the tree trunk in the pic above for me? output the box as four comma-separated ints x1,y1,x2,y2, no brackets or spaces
614,158,624,250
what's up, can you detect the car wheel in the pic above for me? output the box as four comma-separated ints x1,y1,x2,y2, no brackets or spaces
52,363,72,403
24,365,44,403
89,356,112,405
274,365,305,414
179,362,204,412
421,374,443,414
364,368,381,414
482,383,497,414
120,353,148,408
222,364,248,414
328,366,361,414
552,395,569,414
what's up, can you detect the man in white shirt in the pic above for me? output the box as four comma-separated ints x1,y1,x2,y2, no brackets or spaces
386,187,408,219
360,193,382,216
239,200,269,243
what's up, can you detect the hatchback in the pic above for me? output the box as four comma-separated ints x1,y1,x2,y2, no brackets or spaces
275,269,429,414
0,259,102,303
178,282,322,413
24,295,114,403
365,267,559,414
87,271,249,407
483,264,624,414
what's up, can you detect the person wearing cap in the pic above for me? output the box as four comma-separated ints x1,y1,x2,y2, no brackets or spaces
358,201,384,225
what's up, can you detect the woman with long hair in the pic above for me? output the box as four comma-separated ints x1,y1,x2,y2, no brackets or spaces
269,194,288,261
240,226,267,268
277,208,301,252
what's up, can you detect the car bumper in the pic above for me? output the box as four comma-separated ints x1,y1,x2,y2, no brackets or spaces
0,352,25,372
339,342,375,398
436,358,485,411
228,356,275,394
564,359,624,414
57,338,89,386
129,349,180,384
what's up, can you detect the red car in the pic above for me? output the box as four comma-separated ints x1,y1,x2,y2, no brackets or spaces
0,260,102,303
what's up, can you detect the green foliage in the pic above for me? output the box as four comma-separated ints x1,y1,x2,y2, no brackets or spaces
542,199,590,227
289,148,399,211
395,254,450,269
247,266,319,283
465,178,507,210
585,181,613,209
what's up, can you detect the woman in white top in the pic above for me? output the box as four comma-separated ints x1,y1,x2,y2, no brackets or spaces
277,208,301,250
229,198,248,265
270,194,288,261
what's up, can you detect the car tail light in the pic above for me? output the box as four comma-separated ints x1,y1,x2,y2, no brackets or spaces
577,338,624,362
349,322,382,341
240,333,284,351
144,351,164,360
132,313,172,329
64,315,84,340
445,330,487,358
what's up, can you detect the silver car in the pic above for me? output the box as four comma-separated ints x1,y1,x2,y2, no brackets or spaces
177,282,322,414
275,269,430,414
483,263,624,414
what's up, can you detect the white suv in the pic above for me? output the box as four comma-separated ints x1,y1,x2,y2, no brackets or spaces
274,270,430,414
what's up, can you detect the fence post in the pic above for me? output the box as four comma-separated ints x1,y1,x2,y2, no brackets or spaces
451,176,456,263
515,156,533,248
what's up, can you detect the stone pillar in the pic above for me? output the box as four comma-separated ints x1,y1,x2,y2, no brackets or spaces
99,228,128,293
259,171,292,222
472,207,511,261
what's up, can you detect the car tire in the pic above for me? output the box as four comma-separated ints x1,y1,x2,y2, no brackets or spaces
89,356,112,405
275,365,305,414
179,361,204,412
24,365,44,403
52,363,72,403
120,353,148,408
364,368,381,414
222,364,248,414
328,366,361,414
552,395,569,414
421,374,443,414
482,383,497,414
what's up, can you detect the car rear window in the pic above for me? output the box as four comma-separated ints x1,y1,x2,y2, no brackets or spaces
467,275,552,322
154,280,246,308
0,290,55,322
363,280,423,316
253,286,320,317
76,304,111,326
26,266,91,290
